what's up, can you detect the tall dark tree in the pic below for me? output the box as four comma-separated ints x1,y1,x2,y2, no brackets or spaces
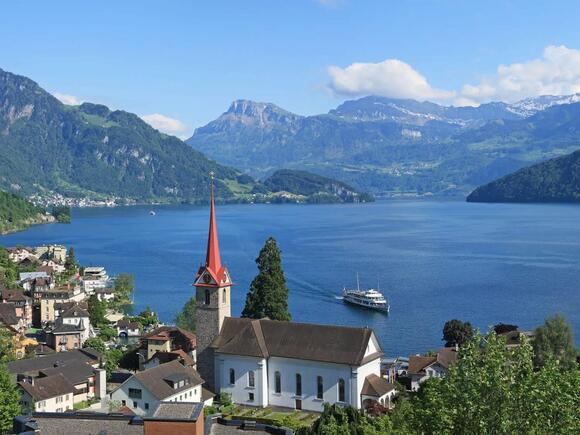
0,326,22,431
533,314,577,371
64,246,78,272
88,294,107,327
242,237,291,321
443,319,475,347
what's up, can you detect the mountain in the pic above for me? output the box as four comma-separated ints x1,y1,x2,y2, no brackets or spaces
0,68,256,204
187,95,580,196
263,169,373,203
467,149,580,203
0,190,53,234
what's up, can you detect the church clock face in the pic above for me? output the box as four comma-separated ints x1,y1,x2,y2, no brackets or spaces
203,273,211,284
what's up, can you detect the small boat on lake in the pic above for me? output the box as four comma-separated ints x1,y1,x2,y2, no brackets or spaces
342,274,390,312
149,210,156,216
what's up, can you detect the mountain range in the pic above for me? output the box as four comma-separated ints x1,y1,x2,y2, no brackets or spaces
187,95,580,196
0,68,255,204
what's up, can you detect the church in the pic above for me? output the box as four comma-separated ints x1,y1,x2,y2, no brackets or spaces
192,187,395,412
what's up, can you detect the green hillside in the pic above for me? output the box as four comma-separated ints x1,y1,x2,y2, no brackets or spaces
0,68,255,204
0,190,48,234
263,169,373,203
467,149,580,203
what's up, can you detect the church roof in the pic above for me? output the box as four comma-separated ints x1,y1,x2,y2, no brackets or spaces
212,318,382,366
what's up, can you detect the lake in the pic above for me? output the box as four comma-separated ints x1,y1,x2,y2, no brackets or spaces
1,199,579,357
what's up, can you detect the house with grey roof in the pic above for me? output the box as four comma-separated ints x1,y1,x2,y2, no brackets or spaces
407,347,458,391
212,317,393,412
110,360,204,416
18,373,75,413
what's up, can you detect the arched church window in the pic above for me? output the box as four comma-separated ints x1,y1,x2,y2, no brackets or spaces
338,378,345,402
205,289,210,305
223,288,226,303
229,368,235,385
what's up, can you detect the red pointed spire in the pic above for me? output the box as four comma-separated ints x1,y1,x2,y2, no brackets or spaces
205,176,222,274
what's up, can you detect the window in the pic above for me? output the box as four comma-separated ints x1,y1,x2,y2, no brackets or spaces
133,401,138,408
338,378,345,402
128,388,142,399
145,403,149,410
121,400,126,406
295,373,302,396
317,376,324,399
205,289,210,305
248,392,254,402
229,368,235,385
223,288,226,303
190,391,193,397
248,371,255,388
66,395,69,400
274,371,281,394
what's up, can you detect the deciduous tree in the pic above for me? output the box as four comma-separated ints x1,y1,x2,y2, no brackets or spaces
175,296,196,332
442,319,474,347
533,314,577,371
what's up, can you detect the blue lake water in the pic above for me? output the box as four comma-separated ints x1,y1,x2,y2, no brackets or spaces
1,199,579,357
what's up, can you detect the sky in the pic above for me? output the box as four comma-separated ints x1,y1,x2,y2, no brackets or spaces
2,0,580,137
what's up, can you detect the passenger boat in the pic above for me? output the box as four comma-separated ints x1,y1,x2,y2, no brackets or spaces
342,274,390,312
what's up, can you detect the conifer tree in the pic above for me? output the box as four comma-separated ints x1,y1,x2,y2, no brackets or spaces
242,237,291,321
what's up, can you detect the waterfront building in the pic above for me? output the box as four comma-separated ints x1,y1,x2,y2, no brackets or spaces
407,347,458,391
18,373,75,413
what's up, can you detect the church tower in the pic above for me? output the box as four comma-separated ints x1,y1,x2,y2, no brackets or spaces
193,179,232,390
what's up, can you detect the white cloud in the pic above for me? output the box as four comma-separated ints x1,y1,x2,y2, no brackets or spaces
53,92,84,105
140,113,189,136
327,46,580,106
460,45,580,104
327,59,455,101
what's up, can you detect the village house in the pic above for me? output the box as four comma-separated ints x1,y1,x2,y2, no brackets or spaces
110,360,204,416
407,347,458,391
143,350,196,370
13,401,205,435
36,285,86,325
35,245,67,263
46,321,84,352
58,304,94,343
139,326,197,367
1,289,33,327
82,266,109,294
7,247,36,263
95,287,115,302
18,373,75,413
0,303,26,332
8,348,101,378
116,319,141,338
37,360,106,405
40,259,66,274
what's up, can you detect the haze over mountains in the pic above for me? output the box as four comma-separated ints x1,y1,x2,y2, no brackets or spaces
188,94,580,196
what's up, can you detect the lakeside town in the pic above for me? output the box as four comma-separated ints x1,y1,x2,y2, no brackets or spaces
0,193,578,435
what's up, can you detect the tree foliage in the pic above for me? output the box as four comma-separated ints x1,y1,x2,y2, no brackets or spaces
442,319,475,347
0,190,45,234
88,294,107,327
242,237,291,321
83,337,106,354
304,331,580,435
533,314,577,371
175,296,196,333
0,326,21,432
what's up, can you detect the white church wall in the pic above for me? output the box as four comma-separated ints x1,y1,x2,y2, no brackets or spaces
216,354,267,407
268,357,353,412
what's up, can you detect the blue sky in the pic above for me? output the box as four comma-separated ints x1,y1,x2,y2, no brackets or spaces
2,0,580,136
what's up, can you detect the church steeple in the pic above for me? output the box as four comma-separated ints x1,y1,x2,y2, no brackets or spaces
193,173,232,391
205,179,222,277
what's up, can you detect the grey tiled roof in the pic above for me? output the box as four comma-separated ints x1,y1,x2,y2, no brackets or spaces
212,318,381,366
8,348,101,376
127,360,203,400
152,401,203,420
